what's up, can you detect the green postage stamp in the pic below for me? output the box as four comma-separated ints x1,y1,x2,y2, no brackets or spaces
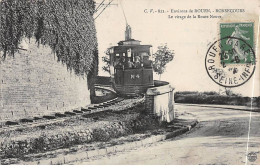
205,22,256,87
220,22,255,64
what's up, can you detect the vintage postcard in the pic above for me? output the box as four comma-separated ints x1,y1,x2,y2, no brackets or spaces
0,0,259,166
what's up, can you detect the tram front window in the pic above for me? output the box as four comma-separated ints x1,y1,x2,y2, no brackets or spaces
143,56,152,68
134,55,141,68
127,59,134,68
122,54,152,69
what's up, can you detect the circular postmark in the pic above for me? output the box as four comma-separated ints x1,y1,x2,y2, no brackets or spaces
205,36,256,87
247,152,257,162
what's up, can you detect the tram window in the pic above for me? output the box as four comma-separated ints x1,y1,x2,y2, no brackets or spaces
150,47,153,55
135,55,141,62
143,56,152,68
110,48,114,54
140,52,148,57
133,55,140,68
127,59,134,68
127,48,131,57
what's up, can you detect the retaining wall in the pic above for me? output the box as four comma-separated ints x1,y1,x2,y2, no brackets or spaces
145,80,175,122
0,38,91,122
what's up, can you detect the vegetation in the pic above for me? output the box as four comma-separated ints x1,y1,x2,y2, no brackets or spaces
152,44,174,80
0,0,97,77
102,48,110,74
175,91,260,107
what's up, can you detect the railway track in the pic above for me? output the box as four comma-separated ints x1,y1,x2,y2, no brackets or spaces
0,96,126,133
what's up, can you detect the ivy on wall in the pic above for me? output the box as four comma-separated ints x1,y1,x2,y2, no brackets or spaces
0,0,98,77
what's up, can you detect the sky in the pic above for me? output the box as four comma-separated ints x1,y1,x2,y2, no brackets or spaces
94,0,260,97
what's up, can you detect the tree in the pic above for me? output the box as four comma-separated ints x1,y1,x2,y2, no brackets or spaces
152,44,174,80
102,48,110,74
224,87,241,96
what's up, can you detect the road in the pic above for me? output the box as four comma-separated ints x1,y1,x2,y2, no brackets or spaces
78,104,260,165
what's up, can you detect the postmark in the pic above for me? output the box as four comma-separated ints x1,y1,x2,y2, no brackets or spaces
220,22,254,64
205,36,256,87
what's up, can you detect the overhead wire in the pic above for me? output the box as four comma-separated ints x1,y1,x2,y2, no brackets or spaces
94,0,114,20
94,0,106,13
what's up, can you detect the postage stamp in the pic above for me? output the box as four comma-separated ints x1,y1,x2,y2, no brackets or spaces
219,22,255,65
205,22,256,87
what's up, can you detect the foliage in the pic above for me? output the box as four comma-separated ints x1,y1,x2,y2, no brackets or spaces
0,0,97,76
224,87,241,96
102,48,110,74
202,91,219,95
175,91,199,95
175,91,260,107
152,44,174,79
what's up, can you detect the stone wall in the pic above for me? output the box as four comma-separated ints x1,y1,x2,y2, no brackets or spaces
145,80,175,122
0,38,91,122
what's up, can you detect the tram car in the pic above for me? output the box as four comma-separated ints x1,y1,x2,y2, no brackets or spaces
108,25,154,96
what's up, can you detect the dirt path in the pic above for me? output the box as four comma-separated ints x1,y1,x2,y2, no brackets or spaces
77,104,260,165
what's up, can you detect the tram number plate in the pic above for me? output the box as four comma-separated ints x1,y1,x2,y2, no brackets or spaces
131,74,140,79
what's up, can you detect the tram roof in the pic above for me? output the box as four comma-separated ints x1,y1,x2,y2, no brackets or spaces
111,45,152,52
118,39,141,45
